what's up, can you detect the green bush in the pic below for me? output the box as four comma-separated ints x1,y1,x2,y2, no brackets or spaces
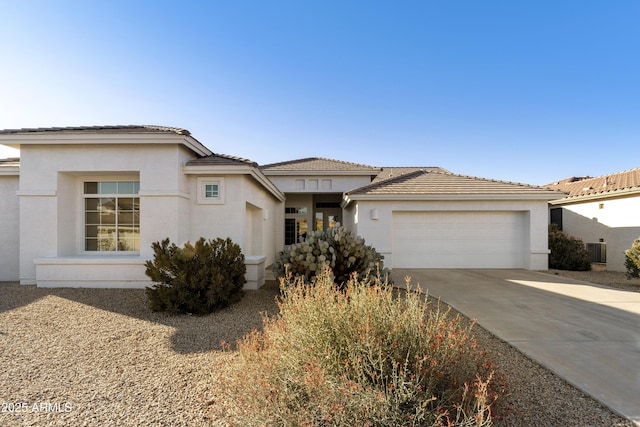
144,237,245,315
625,237,640,279
212,267,503,426
273,224,389,286
548,225,591,271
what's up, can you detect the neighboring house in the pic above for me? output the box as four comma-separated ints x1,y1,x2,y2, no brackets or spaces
0,125,561,288
545,169,640,272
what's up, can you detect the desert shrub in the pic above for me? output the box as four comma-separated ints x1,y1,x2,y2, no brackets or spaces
145,237,245,315
548,225,591,271
273,224,389,286
212,267,503,426
625,237,640,279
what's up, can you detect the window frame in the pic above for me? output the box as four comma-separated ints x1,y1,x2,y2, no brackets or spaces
82,180,140,254
197,177,225,204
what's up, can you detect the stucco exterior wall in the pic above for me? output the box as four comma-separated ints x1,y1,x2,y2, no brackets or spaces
17,143,197,284
561,197,640,228
347,199,549,270
0,174,19,281
188,174,283,266
559,197,640,272
266,175,372,193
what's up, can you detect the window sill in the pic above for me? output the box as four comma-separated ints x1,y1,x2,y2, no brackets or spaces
34,255,149,265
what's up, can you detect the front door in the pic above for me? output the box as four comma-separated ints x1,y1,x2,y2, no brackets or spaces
313,197,342,232
314,208,341,231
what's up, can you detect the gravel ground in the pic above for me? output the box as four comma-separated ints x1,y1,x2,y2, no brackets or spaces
0,270,637,426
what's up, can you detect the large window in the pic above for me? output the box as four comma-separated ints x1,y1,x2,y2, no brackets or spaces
84,181,140,252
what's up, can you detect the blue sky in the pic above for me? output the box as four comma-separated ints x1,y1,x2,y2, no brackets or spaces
1,1,638,185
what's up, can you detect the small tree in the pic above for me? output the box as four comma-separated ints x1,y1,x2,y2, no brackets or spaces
624,237,640,279
145,237,245,315
548,225,591,271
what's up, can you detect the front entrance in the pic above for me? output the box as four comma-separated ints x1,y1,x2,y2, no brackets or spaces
284,194,342,245
314,207,341,231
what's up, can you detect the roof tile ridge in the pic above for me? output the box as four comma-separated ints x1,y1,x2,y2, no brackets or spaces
259,157,319,168
211,152,258,167
140,125,191,135
314,157,380,169
347,169,427,195
375,167,427,179
261,157,379,170
378,165,444,169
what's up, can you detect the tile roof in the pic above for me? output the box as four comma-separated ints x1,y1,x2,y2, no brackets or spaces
260,157,380,172
544,168,640,200
0,125,212,157
348,170,561,197
0,157,20,166
185,153,258,167
371,166,450,183
0,125,191,136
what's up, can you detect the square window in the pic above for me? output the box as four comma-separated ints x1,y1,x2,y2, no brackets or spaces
205,184,219,199
197,178,225,204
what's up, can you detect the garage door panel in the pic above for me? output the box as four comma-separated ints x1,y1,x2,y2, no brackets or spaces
392,211,525,268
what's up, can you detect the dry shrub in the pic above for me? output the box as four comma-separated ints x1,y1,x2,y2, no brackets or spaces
211,267,503,426
145,237,245,315
625,237,640,279
548,225,591,271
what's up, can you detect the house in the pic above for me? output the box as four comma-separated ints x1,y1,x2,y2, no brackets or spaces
545,169,640,272
0,125,560,288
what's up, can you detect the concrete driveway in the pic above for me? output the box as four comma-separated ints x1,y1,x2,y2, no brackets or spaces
391,269,640,425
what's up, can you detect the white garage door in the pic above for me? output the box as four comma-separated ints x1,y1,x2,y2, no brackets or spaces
392,211,526,268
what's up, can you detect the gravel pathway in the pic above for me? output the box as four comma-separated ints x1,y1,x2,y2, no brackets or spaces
0,271,637,426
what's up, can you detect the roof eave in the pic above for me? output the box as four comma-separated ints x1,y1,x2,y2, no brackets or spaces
345,193,561,202
550,187,640,205
261,169,380,176
0,132,212,157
